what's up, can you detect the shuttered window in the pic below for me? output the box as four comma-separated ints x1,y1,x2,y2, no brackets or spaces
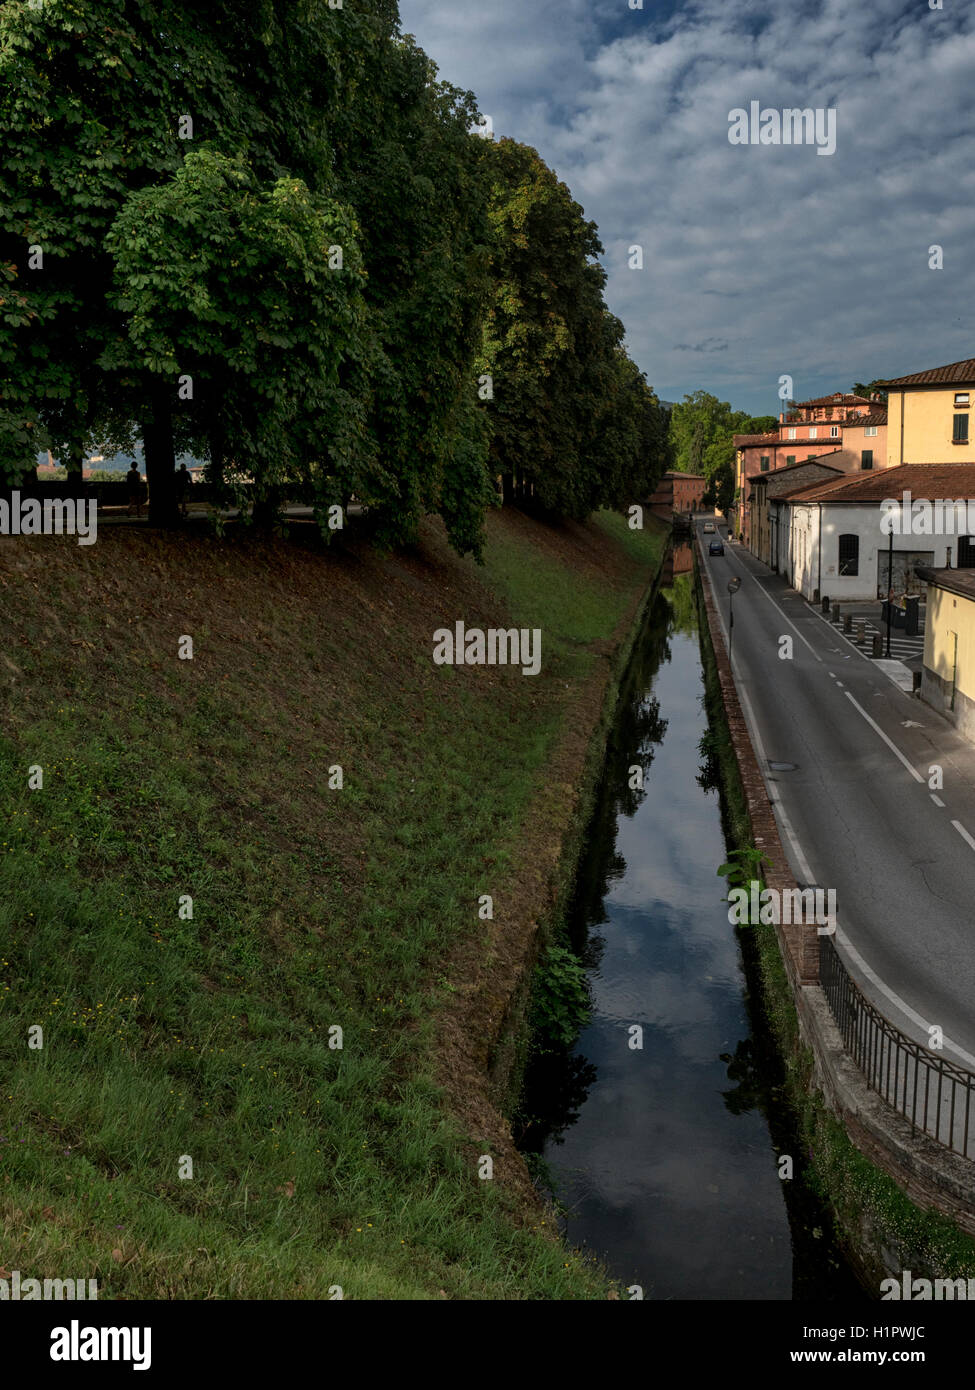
953,414,969,443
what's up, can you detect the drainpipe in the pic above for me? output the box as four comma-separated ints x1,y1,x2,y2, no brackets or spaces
817,503,822,600
899,392,904,465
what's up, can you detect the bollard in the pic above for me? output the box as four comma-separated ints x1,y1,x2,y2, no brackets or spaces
831,603,840,623
843,614,852,633
855,621,865,644
872,633,882,658
821,596,830,613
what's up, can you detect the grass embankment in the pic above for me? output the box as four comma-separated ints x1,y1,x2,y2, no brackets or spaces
0,506,664,1299
694,561,975,1285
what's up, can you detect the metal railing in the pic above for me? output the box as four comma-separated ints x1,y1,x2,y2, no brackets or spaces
820,936,975,1160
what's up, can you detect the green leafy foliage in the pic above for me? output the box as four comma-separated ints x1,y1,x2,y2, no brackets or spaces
530,944,592,1051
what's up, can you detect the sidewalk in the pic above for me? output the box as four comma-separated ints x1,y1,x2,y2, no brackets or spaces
812,599,925,672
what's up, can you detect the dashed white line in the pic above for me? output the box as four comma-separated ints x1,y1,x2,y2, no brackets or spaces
699,541,975,1070
930,794,945,808
843,692,924,784
951,819,975,853
739,569,824,663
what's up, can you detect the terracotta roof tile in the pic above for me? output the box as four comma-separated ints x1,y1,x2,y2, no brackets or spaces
881,359,975,388
791,392,874,409
837,411,887,428
782,462,975,503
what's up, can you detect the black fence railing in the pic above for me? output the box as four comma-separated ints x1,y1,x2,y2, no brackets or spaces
820,936,975,1161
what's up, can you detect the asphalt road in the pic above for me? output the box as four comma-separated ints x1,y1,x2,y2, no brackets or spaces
698,518,975,1067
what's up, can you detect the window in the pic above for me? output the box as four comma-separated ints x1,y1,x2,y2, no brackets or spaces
808,426,818,438
865,426,878,436
959,537,975,568
786,455,796,465
955,393,970,407
787,428,797,440
760,456,770,471
953,414,969,444
838,534,859,576
861,450,873,469
830,425,839,438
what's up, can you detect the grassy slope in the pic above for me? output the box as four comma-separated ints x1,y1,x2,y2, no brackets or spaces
0,506,664,1299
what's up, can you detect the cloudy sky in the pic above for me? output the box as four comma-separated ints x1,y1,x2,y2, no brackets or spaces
399,0,975,416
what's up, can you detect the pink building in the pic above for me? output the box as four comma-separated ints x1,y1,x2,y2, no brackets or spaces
733,392,888,543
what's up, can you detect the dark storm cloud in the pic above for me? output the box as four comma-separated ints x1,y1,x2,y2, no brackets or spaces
399,0,975,414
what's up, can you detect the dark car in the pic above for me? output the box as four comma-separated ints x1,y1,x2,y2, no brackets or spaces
708,539,724,555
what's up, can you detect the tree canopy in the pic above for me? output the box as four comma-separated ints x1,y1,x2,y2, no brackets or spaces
0,1,669,552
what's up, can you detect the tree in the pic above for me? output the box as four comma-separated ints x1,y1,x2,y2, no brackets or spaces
852,380,888,404
0,0,254,514
480,138,667,520
105,148,377,528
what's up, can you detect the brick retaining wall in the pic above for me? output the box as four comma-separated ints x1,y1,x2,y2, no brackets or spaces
696,534,975,1246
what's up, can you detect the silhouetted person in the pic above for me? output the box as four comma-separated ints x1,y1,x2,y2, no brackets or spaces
126,464,145,518
176,462,191,518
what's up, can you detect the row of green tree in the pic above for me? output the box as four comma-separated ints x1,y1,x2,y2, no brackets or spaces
0,0,670,557
667,391,777,512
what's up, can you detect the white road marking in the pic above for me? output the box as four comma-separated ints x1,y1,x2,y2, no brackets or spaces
699,542,975,1069
931,794,945,808
843,692,924,784
833,924,975,1071
951,819,975,853
738,570,824,663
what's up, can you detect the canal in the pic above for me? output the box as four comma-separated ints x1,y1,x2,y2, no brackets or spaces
517,551,864,1300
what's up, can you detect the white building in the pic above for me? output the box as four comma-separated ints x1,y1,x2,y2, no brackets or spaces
773,464,975,602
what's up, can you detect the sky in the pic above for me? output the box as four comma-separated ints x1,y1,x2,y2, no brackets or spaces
398,0,975,416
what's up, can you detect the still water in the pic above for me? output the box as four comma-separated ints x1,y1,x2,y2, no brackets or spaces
518,560,864,1300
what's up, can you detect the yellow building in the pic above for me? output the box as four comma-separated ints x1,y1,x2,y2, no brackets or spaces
917,566,975,745
883,357,975,466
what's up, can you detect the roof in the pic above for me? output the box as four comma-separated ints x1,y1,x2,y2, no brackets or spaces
792,392,874,409
837,411,887,428
782,462,975,504
915,567,975,601
753,455,844,481
733,432,780,448
881,359,975,388
663,470,706,480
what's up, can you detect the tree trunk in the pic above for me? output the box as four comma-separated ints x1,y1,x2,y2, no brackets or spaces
143,381,177,526
252,483,281,529
64,430,85,488
501,472,514,506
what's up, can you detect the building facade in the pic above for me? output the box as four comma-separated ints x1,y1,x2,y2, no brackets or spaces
647,470,707,520
776,464,975,601
916,566,975,746
883,358,975,466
